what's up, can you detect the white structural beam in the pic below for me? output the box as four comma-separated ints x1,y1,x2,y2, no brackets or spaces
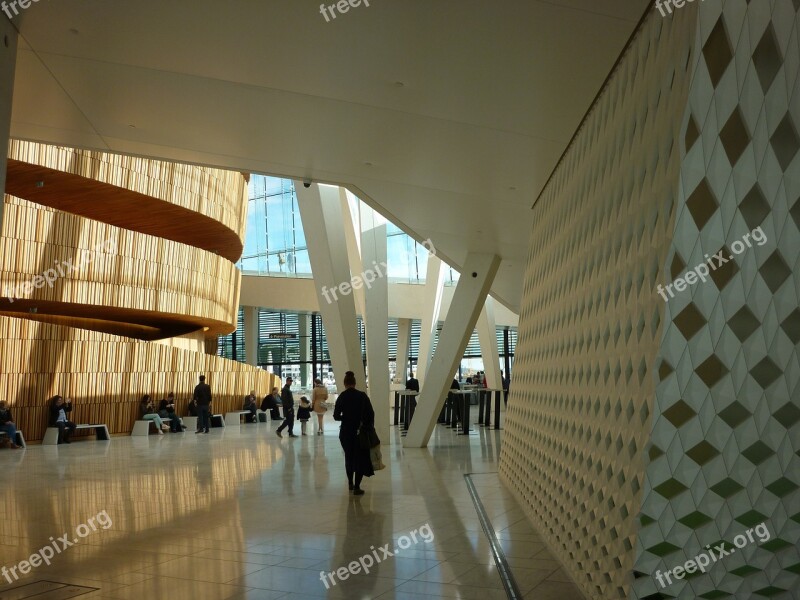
396,318,412,382
340,188,366,318
476,297,502,389
295,183,366,391
0,19,17,228
404,253,501,448
360,203,390,443
243,306,259,367
416,254,446,384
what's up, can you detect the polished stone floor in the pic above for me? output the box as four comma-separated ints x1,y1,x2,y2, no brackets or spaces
0,416,584,600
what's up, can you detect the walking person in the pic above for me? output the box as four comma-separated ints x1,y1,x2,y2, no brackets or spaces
297,396,312,435
194,375,212,434
276,377,297,438
333,371,375,495
311,378,329,435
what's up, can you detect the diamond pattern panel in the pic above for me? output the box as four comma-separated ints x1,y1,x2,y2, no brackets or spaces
498,8,697,600
634,2,800,599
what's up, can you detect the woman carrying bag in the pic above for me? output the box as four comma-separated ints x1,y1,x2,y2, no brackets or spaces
333,371,375,495
311,378,329,435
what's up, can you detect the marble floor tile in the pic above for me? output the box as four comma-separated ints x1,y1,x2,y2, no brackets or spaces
0,418,582,599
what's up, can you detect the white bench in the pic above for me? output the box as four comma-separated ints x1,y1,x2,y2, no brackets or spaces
43,424,110,445
224,411,251,431
131,419,174,436
0,430,25,448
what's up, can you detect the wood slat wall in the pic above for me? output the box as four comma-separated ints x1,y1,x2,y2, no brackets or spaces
8,140,248,246
0,196,241,336
0,315,280,442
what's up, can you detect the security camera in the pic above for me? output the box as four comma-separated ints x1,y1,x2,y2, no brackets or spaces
303,179,312,188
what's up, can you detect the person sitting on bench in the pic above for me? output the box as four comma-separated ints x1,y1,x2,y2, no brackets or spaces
139,395,166,435
0,401,20,449
261,388,282,420
187,397,198,417
49,395,77,444
158,394,184,432
243,391,257,423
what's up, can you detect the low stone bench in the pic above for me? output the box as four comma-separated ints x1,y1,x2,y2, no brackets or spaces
0,430,26,448
131,418,175,436
43,424,110,445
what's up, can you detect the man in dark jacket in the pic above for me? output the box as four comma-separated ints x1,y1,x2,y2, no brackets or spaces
276,377,297,438
405,373,420,411
49,395,76,444
193,375,212,434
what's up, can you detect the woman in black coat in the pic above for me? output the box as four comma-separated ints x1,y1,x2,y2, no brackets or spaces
333,371,375,495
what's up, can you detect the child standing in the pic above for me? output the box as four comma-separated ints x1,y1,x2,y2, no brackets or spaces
297,396,312,436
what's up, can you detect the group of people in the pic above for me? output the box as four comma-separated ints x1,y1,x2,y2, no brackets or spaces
275,377,330,437
139,393,186,434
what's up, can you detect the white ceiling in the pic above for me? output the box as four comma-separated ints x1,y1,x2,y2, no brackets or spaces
7,0,650,313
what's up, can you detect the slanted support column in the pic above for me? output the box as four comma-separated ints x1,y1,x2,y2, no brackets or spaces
476,297,502,389
299,313,311,388
396,318,412,381
416,254,446,384
243,306,259,367
404,253,501,448
360,203,390,443
0,20,17,229
295,183,366,391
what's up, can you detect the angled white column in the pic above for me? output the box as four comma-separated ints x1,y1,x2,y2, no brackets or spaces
360,203,390,443
340,189,366,318
396,318,412,381
404,253,501,448
416,254,446,384
243,306,259,366
0,19,17,228
298,313,311,388
295,183,366,391
476,297,502,389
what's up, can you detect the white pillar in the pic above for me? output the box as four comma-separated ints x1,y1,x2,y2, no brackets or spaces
243,306,259,366
0,20,17,228
416,254,446,384
360,204,390,443
396,318,412,382
299,313,311,388
404,253,501,448
476,297,502,389
295,183,366,391
340,189,366,318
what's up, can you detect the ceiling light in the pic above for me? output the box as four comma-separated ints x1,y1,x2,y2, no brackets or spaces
35,181,44,188
394,81,405,88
